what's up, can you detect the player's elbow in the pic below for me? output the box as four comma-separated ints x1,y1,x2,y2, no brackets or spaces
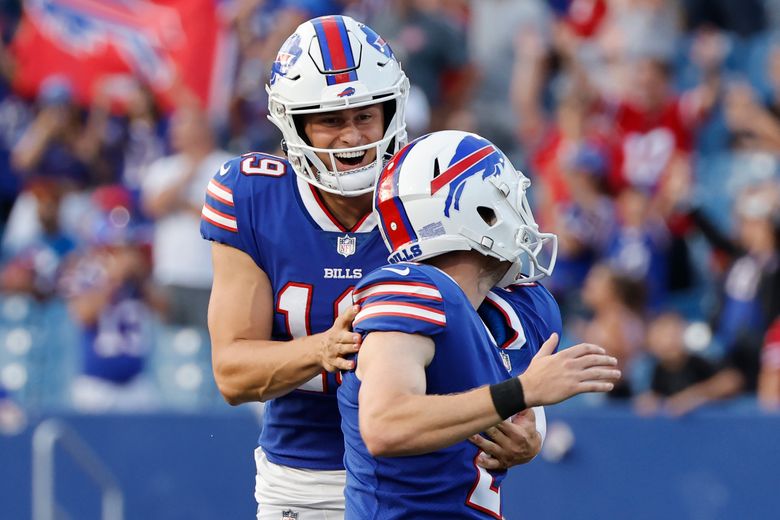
361,428,397,457
212,363,248,406
215,379,244,406
212,362,273,405
360,416,410,457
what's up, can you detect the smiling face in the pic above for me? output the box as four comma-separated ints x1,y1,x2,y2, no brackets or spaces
302,104,385,172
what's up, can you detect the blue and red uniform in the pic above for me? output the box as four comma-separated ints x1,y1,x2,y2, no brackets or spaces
200,152,387,470
339,263,515,519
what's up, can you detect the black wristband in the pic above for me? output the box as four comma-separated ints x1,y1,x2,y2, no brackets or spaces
489,378,526,420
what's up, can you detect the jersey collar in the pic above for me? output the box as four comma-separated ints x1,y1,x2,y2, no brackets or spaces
295,175,377,233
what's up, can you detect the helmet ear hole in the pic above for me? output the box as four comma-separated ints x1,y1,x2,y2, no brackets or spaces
477,206,497,226
432,158,441,180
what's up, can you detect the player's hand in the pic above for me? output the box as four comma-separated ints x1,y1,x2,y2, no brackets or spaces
520,334,621,407
469,408,541,469
318,304,361,372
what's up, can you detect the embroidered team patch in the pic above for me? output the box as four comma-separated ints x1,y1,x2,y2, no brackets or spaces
281,510,299,520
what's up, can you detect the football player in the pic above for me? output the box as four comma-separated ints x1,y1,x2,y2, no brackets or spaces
338,130,620,517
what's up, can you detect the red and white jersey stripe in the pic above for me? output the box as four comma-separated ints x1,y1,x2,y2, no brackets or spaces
207,179,234,206
352,280,442,305
201,203,237,232
354,301,446,327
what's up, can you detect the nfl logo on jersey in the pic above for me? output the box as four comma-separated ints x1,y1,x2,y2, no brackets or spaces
337,234,356,257
281,510,299,520
500,350,512,373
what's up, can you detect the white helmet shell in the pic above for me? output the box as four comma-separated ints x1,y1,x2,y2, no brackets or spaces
374,130,558,286
266,15,409,196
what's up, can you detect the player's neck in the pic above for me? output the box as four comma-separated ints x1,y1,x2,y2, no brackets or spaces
427,251,500,309
316,188,374,230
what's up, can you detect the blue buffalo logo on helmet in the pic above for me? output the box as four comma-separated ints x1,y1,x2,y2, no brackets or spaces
337,86,356,97
430,135,505,217
359,23,394,59
270,33,303,84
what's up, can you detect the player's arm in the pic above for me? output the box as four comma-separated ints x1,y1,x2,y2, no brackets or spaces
471,286,562,468
208,242,359,404
358,332,620,457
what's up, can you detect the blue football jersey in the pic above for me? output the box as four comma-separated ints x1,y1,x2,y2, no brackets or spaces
338,263,514,519
478,283,562,377
200,152,388,470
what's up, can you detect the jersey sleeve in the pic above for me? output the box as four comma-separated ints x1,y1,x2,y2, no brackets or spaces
200,153,285,264
351,265,447,338
200,156,243,247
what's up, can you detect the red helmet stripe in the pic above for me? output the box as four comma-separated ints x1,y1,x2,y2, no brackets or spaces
430,145,496,194
320,16,354,83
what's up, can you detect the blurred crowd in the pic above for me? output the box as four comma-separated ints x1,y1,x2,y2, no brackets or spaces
0,0,779,417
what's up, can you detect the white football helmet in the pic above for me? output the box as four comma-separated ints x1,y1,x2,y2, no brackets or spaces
375,130,557,286
266,15,409,196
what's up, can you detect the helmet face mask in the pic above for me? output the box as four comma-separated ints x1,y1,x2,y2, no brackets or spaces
375,131,557,287
266,16,409,196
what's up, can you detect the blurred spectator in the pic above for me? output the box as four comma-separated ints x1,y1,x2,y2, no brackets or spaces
690,183,780,355
605,187,670,309
606,56,720,297
664,182,780,414
758,317,780,411
609,58,697,197
471,0,550,152
372,0,471,131
60,193,161,413
10,75,91,185
3,75,98,257
527,86,615,226
546,144,616,306
577,263,646,398
80,75,168,194
0,179,76,300
634,312,718,416
141,105,231,326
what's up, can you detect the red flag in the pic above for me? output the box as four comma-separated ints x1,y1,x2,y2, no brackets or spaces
10,0,235,115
